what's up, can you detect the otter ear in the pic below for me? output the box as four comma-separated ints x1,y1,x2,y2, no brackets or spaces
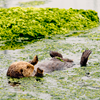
35,67,44,77
29,55,38,66
80,50,92,66
50,51,63,58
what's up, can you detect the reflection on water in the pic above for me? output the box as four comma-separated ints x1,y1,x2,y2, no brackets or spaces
0,38,41,54
8,81,21,87
1,0,7,8
4,50,7,54
0,0,50,8
18,0,49,7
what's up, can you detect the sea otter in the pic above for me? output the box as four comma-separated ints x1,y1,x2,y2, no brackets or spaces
7,50,92,78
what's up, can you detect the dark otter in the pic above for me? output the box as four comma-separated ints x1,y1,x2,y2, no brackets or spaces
7,50,92,78
33,50,91,74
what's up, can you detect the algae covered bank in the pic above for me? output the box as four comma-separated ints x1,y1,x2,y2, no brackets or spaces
0,7,99,42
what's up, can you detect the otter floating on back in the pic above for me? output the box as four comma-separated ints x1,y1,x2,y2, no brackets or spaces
7,50,92,78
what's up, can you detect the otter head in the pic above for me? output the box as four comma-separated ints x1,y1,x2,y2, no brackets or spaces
7,61,35,78
7,55,38,78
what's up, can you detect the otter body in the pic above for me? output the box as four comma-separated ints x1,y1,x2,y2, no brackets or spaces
34,58,74,73
7,50,92,78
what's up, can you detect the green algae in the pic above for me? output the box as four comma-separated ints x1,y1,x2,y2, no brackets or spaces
55,56,64,62
0,30,100,99
0,8,100,99
0,7,99,42
0,7,99,50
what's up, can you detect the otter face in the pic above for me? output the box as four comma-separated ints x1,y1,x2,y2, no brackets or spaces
7,61,34,78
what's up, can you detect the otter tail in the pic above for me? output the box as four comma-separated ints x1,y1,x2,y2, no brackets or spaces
80,50,92,66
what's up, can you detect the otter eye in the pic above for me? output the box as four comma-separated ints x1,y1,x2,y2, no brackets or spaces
20,69,23,72
27,66,30,69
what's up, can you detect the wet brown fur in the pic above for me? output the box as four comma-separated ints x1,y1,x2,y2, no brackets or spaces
7,61,34,78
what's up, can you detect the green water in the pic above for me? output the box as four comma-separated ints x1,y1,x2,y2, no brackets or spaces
0,26,100,100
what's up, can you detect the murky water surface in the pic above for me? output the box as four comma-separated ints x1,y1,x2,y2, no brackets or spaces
0,26,100,99
0,0,100,99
